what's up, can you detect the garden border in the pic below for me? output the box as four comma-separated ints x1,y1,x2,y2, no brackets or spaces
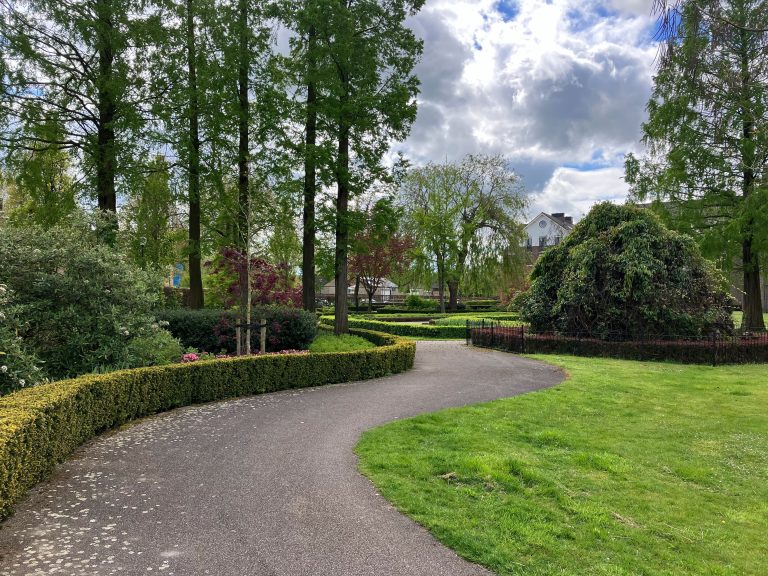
0,328,415,520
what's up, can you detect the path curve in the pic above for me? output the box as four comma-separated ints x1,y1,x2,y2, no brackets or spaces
0,341,563,576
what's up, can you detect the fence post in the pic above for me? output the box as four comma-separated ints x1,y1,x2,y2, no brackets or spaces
711,334,717,367
466,319,470,346
521,324,525,354
490,321,494,347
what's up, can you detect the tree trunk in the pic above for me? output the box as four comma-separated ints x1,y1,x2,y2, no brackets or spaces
354,275,360,310
447,279,459,310
301,24,317,312
742,236,765,332
95,0,117,242
437,252,446,314
334,80,350,335
367,287,377,312
186,0,204,309
739,58,765,332
237,0,250,347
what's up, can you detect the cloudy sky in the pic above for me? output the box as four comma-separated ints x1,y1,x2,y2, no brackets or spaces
397,0,660,221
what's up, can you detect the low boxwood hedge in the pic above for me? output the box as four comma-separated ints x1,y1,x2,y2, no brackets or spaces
322,316,467,339
0,328,414,520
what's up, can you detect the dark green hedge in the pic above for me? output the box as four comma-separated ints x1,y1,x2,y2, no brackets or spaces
322,316,466,339
156,306,318,353
0,329,414,520
470,327,768,365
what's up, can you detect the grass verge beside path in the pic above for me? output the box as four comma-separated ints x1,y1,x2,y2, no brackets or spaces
356,356,768,576
309,334,375,353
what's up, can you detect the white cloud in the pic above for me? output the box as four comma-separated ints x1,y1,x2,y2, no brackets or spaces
530,166,629,220
400,0,659,197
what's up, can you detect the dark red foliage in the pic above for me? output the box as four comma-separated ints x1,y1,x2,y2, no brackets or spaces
207,247,301,308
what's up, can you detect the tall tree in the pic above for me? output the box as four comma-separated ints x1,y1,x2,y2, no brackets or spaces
2,113,76,228
122,155,182,269
316,0,424,334
401,155,527,311
625,0,768,331
0,0,150,239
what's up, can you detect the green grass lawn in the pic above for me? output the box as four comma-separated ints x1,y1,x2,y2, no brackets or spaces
356,356,768,576
309,334,375,353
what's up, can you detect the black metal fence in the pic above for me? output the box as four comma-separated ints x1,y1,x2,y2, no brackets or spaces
466,321,768,366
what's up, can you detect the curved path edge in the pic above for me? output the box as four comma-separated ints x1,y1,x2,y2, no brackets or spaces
0,341,564,576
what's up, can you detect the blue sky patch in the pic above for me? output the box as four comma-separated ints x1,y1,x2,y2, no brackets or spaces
495,0,519,22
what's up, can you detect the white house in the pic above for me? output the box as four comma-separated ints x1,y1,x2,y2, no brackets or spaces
523,212,574,261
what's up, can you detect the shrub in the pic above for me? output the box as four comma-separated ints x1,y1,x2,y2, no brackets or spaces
0,284,44,395
157,306,318,353
0,218,180,380
323,315,467,338
0,328,415,519
405,294,438,310
518,203,736,339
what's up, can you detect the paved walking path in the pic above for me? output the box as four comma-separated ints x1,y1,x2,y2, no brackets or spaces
0,341,564,576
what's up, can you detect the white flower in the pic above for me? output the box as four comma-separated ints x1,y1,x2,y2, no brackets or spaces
122,330,130,336
0,365,7,373
18,379,25,386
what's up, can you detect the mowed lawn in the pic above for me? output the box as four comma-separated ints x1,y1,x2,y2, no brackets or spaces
356,356,768,576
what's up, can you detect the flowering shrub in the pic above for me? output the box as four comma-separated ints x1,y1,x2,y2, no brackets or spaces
0,284,45,396
0,217,182,379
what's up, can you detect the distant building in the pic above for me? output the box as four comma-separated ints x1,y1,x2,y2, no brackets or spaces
319,277,402,302
522,212,574,261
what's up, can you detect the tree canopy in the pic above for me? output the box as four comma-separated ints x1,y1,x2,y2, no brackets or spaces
400,154,527,311
517,203,736,339
625,0,768,331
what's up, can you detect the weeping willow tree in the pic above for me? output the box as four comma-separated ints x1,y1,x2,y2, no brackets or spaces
400,154,528,311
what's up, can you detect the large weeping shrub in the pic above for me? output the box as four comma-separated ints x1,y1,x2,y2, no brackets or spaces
517,203,736,339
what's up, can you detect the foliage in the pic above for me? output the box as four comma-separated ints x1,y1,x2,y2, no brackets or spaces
357,355,768,576
322,315,467,339
0,285,44,396
309,334,375,353
471,326,768,365
624,0,768,331
400,154,527,311
121,156,185,269
404,294,438,310
1,114,76,229
0,218,179,379
205,246,301,309
349,197,415,310
0,328,415,519
157,306,318,353
517,203,736,339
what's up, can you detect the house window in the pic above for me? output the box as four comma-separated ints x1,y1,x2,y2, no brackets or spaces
554,234,563,245
526,237,532,250
539,236,548,248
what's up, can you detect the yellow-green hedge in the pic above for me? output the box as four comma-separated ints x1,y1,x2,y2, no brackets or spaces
0,329,414,519
321,315,467,339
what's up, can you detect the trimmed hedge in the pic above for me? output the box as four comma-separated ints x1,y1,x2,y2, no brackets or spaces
0,328,414,520
470,326,768,365
156,306,318,353
323,316,467,339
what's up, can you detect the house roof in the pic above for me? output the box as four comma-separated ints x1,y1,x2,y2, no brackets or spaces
526,212,574,230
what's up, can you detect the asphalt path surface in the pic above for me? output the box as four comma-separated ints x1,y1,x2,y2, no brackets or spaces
0,341,564,576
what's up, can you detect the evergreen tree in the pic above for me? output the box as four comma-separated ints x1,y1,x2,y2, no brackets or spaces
626,0,768,331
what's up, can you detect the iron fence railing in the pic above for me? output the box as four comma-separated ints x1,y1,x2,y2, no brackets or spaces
466,320,768,366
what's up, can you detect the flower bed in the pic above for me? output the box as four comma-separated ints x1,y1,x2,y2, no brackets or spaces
0,328,414,520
